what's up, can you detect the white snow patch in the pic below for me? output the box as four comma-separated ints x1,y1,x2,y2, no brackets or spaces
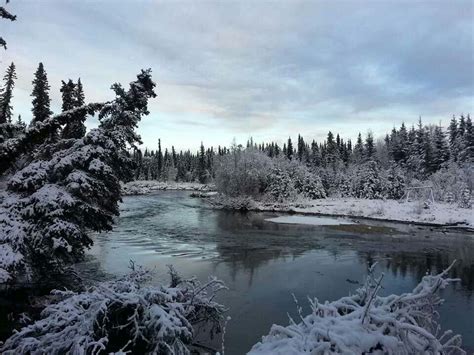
251,198,474,228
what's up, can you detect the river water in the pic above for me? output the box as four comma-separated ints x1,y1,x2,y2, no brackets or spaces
80,191,474,354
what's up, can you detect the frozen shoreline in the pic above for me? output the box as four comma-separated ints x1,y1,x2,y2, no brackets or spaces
121,182,474,229
208,195,474,229
121,180,215,195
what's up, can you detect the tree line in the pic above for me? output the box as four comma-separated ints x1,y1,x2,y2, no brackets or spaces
131,115,473,185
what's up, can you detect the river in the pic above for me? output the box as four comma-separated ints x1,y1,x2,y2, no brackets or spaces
79,191,474,354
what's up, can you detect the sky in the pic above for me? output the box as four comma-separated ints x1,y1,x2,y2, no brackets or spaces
1,0,473,152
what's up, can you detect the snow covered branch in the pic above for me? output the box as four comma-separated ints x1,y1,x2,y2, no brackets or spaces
0,265,227,354
0,102,105,174
0,70,156,285
249,261,465,354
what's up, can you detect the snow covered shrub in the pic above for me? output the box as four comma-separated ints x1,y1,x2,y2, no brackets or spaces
0,70,156,284
458,185,472,209
343,161,383,199
359,161,383,199
382,164,406,199
0,264,227,354
266,167,297,203
294,171,326,199
429,163,473,203
215,148,273,198
249,262,464,355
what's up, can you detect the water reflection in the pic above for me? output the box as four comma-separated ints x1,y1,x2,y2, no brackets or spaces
80,191,474,354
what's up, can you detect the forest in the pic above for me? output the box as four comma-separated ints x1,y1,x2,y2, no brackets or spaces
0,1,473,354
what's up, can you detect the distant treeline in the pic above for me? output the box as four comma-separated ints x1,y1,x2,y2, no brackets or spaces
132,115,473,184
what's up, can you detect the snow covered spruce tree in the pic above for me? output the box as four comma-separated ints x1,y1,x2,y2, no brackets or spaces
0,69,156,285
0,62,21,143
61,78,87,139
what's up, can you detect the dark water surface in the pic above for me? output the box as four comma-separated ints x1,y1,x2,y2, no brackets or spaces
80,191,474,354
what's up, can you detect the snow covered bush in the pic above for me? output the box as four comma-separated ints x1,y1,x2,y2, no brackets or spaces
249,262,464,355
294,170,326,200
341,161,383,199
0,264,227,354
266,167,297,203
429,163,473,203
215,148,273,198
0,70,156,284
382,164,406,199
458,185,472,209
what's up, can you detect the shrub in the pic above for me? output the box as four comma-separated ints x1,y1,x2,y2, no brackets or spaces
0,264,227,354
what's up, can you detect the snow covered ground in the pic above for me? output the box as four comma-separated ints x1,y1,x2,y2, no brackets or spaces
122,180,215,195
254,198,474,228
121,183,473,228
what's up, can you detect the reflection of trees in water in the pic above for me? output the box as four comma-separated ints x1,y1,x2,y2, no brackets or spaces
359,247,474,291
212,211,322,286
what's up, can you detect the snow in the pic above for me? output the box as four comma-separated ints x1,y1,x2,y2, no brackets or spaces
251,197,474,228
0,265,227,354
122,180,215,195
249,262,464,354
266,215,355,226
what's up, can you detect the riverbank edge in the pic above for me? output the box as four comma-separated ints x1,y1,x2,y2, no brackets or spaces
121,180,216,195
120,181,474,231
202,195,474,231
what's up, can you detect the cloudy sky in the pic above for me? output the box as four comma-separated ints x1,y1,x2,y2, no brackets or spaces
2,0,473,151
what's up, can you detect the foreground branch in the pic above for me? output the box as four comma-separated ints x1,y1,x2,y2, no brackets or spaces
249,261,464,354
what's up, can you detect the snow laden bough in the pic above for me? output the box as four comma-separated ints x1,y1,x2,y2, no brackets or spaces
249,262,465,355
0,70,156,285
0,264,227,354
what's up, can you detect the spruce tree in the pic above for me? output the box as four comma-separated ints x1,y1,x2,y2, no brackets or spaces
31,62,52,124
60,78,87,139
398,123,409,164
462,115,473,162
0,69,156,284
353,133,364,164
198,142,208,183
0,62,16,124
286,137,293,160
157,139,163,180
433,124,449,170
364,132,376,161
448,116,458,161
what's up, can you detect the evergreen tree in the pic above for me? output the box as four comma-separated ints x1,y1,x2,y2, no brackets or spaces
60,79,76,111
31,62,52,124
325,131,340,167
61,78,87,139
157,139,163,180
353,133,364,164
286,137,293,160
297,134,305,161
364,132,376,161
198,142,208,183
448,116,458,161
0,69,156,284
433,124,449,170
462,115,473,162
398,123,409,164
0,62,16,124
384,165,406,199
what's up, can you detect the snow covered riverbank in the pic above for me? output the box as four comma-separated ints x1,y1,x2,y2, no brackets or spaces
207,195,474,229
122,180,215,195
